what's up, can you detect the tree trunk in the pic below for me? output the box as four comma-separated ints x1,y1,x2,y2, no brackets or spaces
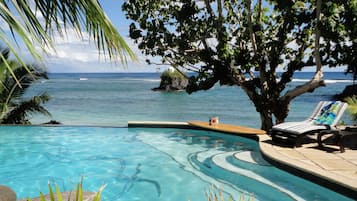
273,100,290,125
259,109,273,131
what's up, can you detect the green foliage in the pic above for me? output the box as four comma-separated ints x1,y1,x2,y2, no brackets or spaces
205,185,254,201
26,179,106,201
161,69,185,79
344,96,357,121
160,69,186,84
124,0,355,75
0,47,51,124
123,0,356,129
0,0,136,83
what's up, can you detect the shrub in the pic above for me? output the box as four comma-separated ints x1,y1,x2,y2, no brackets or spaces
344,96,357,122
161,69,186,82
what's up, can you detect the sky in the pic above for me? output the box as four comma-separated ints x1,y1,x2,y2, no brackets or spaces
3,0,346,73
40,0,158,73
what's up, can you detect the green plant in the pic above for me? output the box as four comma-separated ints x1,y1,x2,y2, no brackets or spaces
26,179,106,201
158,69,187,88
1,0,136,83
161,69,186,80
205,185,254,201
124,0,356,130
0,48,51,124
344,96,357,122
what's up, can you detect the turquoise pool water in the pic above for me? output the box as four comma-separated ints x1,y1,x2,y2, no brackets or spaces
0,126,352,201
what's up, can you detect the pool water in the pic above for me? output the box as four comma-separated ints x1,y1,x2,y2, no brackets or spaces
0,126,352,201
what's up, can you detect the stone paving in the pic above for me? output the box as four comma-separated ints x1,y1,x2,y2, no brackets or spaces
128,121,357,198
259,134,357,198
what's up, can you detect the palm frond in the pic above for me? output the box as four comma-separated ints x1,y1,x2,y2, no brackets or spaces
1,64,47,108
344,96,357,121
1,92,51,124
1,0,136,70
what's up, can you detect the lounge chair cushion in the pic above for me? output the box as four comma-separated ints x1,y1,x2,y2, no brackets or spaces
273,121,328,135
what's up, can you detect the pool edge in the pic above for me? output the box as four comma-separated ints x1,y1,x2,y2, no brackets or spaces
258,135,357,200
128,121,192,129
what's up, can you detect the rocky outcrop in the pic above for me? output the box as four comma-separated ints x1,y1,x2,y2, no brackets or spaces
42,120,62,125
0,186,16,201
152,77,188,92
152,70,188,92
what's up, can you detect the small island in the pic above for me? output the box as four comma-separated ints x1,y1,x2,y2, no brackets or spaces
152,68,188,92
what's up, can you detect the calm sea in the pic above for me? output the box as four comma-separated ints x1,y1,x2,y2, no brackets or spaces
25,72,354,128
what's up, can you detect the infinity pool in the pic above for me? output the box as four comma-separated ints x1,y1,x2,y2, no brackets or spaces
0,126,352,201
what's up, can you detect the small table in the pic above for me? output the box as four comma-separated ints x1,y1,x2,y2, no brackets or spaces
317,127,357,152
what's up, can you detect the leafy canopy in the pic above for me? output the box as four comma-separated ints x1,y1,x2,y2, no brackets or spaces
123,0,356,129
124,0,355,77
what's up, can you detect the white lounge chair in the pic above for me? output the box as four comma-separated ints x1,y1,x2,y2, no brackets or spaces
270,101,348,147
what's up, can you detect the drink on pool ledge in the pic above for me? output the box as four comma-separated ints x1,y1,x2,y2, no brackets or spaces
209,117,219,126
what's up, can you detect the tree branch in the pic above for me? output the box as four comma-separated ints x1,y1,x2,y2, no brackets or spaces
282,75,325,102
314,0,322,73
203,0,214,16
244,0,257,55
313,0,324,81
257,0,262,24
281,0,326,102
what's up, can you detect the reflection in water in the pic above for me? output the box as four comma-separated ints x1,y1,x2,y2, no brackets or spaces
116,163,161,198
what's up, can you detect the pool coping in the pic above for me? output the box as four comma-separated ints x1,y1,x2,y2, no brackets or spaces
128,121,357,200
128,121,192,129
258,135,357,199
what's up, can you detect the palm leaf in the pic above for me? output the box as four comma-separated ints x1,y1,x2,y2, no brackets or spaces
30,179,106,201
55,184,64,201
1,64,47,111
344,96,357,121
1,0,136,74
48,181,55,201
1,92,51,124
39,192,46,201
0,1,45,81
93,184,107,201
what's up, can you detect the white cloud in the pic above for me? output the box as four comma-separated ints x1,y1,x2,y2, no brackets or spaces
44,29,107,63
41,28,157,73
0,1,159,73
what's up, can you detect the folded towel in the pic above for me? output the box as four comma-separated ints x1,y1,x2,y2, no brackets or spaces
314,101,341,125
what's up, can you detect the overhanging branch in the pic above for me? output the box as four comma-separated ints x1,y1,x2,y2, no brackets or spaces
282,73,325,102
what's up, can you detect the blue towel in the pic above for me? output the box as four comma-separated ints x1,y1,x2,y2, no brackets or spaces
314,101,340,125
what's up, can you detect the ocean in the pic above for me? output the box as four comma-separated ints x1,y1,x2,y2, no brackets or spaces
25,71,354,128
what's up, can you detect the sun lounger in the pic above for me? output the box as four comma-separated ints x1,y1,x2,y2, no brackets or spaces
318,127,357,152
270,101,348,147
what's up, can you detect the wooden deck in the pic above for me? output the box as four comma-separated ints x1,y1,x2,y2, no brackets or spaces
188,121,266,135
